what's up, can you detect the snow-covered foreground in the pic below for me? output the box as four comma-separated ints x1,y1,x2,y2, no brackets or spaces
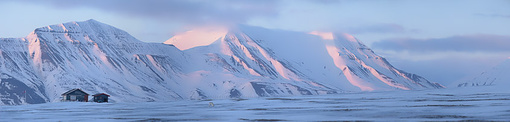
1,87,509,121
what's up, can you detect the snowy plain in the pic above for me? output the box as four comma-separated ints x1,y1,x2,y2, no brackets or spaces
1,86,509,121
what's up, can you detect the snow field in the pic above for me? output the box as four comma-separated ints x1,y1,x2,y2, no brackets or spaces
2,86,509,121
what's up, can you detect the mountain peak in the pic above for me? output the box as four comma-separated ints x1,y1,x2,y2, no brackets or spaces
0,21,444,105
309,31,361,44
84,19,100,23
34,19,103,32
164,26,231,50
334,33,357,42
30,19,140,43
309,31,334,40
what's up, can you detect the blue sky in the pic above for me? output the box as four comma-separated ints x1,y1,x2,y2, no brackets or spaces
0,0,509,85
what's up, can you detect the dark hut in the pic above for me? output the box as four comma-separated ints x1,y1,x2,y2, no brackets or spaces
61,89,89,102
92,93,110,103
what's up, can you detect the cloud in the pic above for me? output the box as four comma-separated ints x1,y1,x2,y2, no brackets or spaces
372,34,510,53
325,23,415,34
381,52,508,85
17,0,280,27
345,24,409,34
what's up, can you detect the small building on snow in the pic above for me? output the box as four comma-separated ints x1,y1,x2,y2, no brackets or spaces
61,89,89,102
92,93,110,103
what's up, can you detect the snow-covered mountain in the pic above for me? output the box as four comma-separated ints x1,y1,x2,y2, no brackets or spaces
457,59,510,87
0,20,443,105
1,19,188,105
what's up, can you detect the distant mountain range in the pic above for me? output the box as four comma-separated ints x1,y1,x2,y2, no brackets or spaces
0,19,443,105
457,59,510,87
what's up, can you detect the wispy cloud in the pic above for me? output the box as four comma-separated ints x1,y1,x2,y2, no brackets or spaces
18,0,280,27
372,34,510,53
345,23,412,34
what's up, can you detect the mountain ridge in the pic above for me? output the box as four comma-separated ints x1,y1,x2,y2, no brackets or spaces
0,20,443,105
457,58,510,87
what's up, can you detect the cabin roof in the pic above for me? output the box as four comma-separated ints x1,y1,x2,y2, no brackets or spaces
93,93,110,97
61,88,89,96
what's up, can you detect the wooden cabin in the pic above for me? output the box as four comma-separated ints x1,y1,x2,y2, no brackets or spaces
61,89,89,102
92,93,110,103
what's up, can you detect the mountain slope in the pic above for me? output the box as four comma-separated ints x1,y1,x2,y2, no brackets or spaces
166,25,443,93
1,20,443,105
324,33,443,90
1,19,189,105
27,19,190,103
0,38,47,105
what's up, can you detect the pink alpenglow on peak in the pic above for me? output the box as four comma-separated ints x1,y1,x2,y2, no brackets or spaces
309,31,334,40
164,27,229,50
0,20,444,105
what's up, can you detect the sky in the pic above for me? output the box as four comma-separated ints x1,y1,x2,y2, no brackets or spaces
0,0,509,86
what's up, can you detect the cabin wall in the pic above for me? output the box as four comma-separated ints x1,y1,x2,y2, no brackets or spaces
93,95,109,102
62,90,89,102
